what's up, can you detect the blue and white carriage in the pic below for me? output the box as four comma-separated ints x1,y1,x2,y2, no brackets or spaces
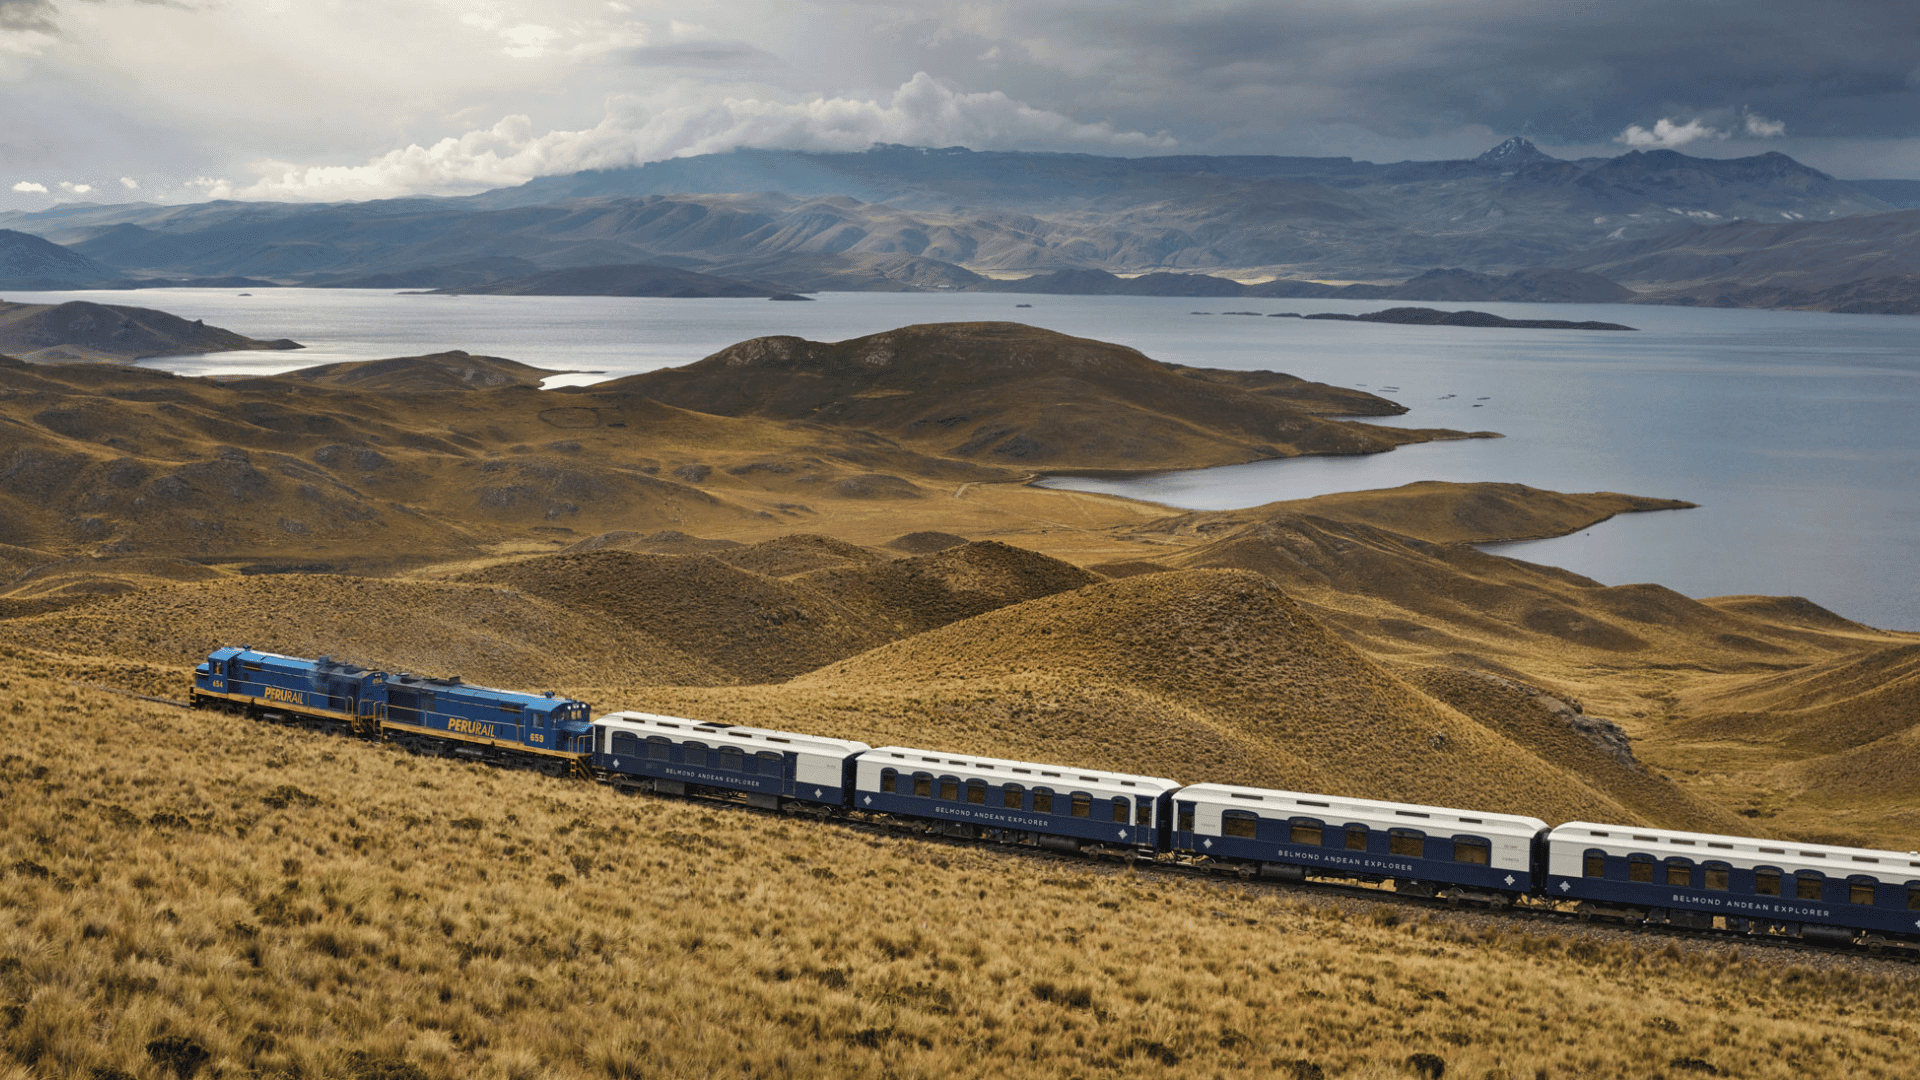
1549,822,1920,944
1173,783,1548,899
592,711,869,810
852,746,1181,851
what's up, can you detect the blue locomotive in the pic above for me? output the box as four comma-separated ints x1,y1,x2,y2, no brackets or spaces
193,647,1920,953
193,647,593,774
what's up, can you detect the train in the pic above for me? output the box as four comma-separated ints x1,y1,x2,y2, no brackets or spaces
192,646,1920,953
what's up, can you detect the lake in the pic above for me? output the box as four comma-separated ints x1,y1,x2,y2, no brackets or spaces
21,286,1920,631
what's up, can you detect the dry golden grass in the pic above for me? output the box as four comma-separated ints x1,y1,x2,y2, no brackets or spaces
2,664,1916,1080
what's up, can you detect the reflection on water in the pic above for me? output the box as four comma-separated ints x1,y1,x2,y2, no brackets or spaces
21,287,1920,630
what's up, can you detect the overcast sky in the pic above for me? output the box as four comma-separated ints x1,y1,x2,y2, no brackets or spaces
6,0,1919,210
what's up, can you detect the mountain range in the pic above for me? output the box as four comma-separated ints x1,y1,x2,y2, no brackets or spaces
3,140,1918,311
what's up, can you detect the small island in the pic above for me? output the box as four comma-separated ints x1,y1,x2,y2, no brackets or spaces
1276,306,1636,330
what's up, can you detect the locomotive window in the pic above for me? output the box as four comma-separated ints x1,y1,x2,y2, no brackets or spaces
1136,802,1152,828
939,778,959,801
1002,784,1024,809
1666,861,1692,887
880,769,898,793
1222,811,1259,839
1583,852,1606,878
1454,839,1490,866
1070,794,1092,819
1033,789,1054,813
1704,865,1730,891
1178,804,1195,832
1289,821,1323,846
1754,869,1781,896
1111,798,1129,823
968,781,988,805
1388,830,1424,858
1849,879,1877,906
1796,874,1824,901
648,736,672,760
243,662,262,672
913,773,932,798
1346,827,1367,851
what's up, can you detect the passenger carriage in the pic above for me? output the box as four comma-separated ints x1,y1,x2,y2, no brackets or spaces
593,711,869,811
853,746,1181,852
1549,822,1920,948
1173,783,1547,901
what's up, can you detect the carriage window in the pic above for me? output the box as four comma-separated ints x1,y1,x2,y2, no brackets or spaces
1112,798,1129,823
1137,802,1152,827
1908,885,1920,911
1178,804,1194,832
1003,784,1024,809
1666,861,1692,887
1584,852,1606,878
913,773,932,798
1704,865,1730,891
717,747,745,772
1222,810,1259,839
648,736,672,760
1346,827,1367,850
1754,869,1781,896
968,780,988,805
939,778,959,801
611,732,640,757
1033,788,1054,813
1070,793,1092,819
880,769,898,793
1850,879,1877,906
1290,821,1323,846
1628,857,1655,883
1796,873,1824,900
756,751,782,775
1454,839,1490,866
1388,830,1424,858
683,741,708,765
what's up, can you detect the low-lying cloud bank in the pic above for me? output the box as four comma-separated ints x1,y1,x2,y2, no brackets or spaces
196,73,1176,202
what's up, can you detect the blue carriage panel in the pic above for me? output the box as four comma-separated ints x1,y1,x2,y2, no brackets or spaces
852,746,1180,846
1546,823,1920,937
1175,783,1545,893
594,711,867,806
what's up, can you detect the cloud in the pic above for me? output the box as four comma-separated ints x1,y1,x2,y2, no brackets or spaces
212,72,1176,201
614,41,777,68
59,180,91,193
11,180,46,193
1617,110,1789,149
119,176,139,189
1618,117,1726,149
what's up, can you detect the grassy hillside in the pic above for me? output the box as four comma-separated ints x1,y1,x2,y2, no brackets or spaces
596,322,1487,470
1,665,1914,1080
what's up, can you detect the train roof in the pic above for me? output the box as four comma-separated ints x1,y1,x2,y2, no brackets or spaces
863,746,1182,795
1552,822,1920,876
1178,782,1549,833
596,711,871,755
387,670,582,708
